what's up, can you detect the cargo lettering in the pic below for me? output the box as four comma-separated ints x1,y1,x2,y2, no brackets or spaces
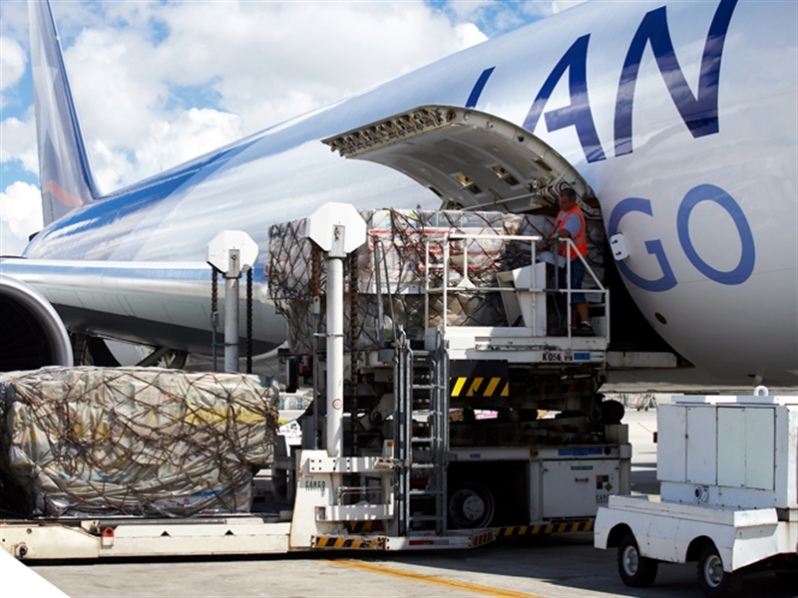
608,184,755,292
304,479,326,492
523,35,606,163
542,352,575,362
522,0,738,163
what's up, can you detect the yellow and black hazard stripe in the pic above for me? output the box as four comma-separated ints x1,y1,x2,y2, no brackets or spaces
450,376,510,399
314,535,386,550
469,529,496,547
496,520,594,538
449,360,509,399
345,520,384,533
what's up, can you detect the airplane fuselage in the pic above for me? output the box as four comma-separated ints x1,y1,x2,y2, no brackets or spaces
16,0,798,383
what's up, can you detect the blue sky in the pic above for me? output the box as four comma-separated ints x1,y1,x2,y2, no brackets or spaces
0,0,582,255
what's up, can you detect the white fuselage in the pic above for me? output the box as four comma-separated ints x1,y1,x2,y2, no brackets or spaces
16,0,798,384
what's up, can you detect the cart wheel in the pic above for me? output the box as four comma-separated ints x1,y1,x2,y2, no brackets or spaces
448,482,495,529
617,532,658,587
697,544,743,597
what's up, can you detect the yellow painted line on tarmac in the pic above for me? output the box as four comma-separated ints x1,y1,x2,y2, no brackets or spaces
325,558,543,598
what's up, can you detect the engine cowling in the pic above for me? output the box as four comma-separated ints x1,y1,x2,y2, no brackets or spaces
0,274,73,372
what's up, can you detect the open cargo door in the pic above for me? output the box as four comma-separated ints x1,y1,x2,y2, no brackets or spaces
322,105,687,380
322,105,598,217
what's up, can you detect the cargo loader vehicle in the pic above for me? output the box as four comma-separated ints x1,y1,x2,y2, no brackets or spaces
0,202,631,559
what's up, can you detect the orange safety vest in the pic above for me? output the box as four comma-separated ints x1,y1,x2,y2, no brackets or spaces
551,205,588,259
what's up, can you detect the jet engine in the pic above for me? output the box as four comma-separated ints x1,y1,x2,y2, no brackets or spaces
0,274,73,372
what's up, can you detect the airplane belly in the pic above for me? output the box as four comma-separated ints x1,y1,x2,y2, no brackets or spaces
627,272,798,385
0,261,286,356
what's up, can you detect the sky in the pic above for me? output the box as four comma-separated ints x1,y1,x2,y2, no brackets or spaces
0,0,585,256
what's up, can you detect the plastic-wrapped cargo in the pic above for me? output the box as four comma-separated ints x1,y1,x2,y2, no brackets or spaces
268,208,605,353
0,367,279,518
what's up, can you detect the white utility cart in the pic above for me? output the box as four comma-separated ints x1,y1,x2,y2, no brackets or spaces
594,391,798,597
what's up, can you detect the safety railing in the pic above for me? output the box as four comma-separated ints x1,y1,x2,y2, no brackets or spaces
420,232,609,340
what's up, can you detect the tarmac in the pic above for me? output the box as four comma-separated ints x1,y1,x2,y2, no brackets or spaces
24,405,798,598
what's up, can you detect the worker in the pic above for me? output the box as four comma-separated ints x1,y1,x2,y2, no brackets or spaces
537,188,594,336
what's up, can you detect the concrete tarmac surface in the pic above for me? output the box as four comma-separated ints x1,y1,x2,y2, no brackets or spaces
27,408,798,598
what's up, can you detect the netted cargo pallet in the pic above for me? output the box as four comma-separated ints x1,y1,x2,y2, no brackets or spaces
268,208,605,353
0,367,278,518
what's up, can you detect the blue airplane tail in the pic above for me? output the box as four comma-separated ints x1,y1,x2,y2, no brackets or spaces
29,0,100,226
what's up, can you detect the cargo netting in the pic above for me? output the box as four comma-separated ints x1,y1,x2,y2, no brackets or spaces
268,208,605,353
0,367,279,518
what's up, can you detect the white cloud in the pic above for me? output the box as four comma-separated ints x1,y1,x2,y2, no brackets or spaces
65,27,171,153
194,4,490,135
0,112,38,174
0,181,43,256
10,1,492,194
0,36,26,88
0,0,557,228
438,1,584,36
129,107,243,188
0,36,27,108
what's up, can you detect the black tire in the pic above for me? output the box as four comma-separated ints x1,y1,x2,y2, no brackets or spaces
448,482,496,529
773,569,798,585
599,399,625,425
696,544,743,597
617,532,658,588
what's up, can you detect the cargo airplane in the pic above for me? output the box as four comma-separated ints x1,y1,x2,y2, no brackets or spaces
0,0,795,386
